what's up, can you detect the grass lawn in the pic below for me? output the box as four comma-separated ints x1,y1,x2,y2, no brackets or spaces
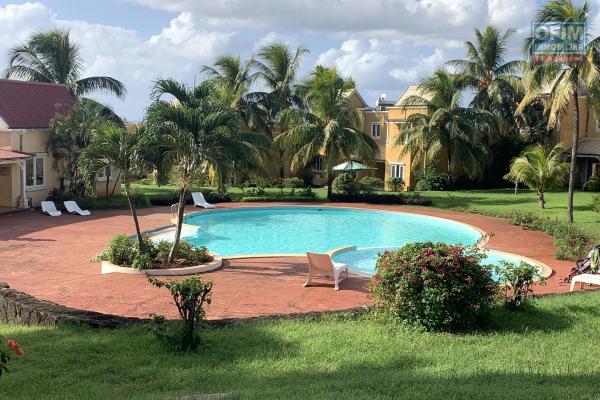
422,189,600,239
2,292,600,399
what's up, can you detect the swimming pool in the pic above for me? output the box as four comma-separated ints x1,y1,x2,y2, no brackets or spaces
331,246,542,280
175,206,483,256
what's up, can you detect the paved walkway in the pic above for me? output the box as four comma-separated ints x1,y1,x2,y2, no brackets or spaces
0,203,580,321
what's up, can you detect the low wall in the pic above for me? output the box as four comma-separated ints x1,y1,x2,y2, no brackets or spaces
0,283,144,328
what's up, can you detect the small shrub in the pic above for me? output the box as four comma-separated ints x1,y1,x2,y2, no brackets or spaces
387,177,405,192
132,253,153,270
359,176,384,190
148,275,213,351
282,177,306,189
175,241,212,264
130,189,150,207
333,173,359,195
494,261,546,310
584,176,600,192
414,163,451,191
97,234,137,267
594,195,600,213
369,242,497,331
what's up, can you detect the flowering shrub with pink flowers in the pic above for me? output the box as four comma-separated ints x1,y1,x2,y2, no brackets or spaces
369,242,497,332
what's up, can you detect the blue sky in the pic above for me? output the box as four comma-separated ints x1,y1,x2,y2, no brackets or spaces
1,0,599,121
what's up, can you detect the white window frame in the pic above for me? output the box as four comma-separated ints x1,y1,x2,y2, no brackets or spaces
312,156,324,172
371,123,382,139
96,166,116,182
390,163,404,179
25,155,46,189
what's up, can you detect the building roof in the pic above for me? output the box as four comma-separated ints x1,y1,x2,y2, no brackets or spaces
0,79,77,129
395,85,431,107
0,149,33,160
565,138,600,156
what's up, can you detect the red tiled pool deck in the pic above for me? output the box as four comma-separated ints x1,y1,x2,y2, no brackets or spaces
0,203,583,321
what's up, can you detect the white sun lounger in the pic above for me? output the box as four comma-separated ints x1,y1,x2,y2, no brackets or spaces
41,201,61,217
305,252,349,291
191,192,216,209
64,200,91,216
570,273,600,292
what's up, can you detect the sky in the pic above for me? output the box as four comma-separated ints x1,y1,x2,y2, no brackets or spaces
1,0,600,121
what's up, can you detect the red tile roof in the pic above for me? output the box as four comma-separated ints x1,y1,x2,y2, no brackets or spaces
0,79,77,129
0,149,33,160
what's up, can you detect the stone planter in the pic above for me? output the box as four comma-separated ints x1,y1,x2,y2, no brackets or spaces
100,256,223,276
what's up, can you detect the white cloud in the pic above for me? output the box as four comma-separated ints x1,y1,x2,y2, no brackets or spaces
389,49,446,83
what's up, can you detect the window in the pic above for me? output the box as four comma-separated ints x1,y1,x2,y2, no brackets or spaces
97,166,113,181
312,156,324,172
371,123,382,139
25,156,45,187
390,163,404,179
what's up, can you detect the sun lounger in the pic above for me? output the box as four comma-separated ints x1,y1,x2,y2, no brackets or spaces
63,200,91,216
41,201,61,217
570,273,600,292
191,192,216,209
305,252,349,291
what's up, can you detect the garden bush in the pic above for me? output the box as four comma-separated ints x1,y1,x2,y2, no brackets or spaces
282,177,306,188
333,173,359,195
414,163,451,191
369,242,497,331
329,192,432,205
506,211,590,260
584,176,600,192
494,261,546,311
95,235,212,269
359,176,384,190
148,275,213,352
386,177,405,192
0,335,24,377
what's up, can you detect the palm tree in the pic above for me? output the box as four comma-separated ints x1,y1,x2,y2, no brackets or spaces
146,79,269,262
48,98,123,194
80,124,148,248
447,25,522,134
396,69,498,178
504,144,570,208
4,29,125,98
275,66,378,198
396,113,436,171
518,0,598,223
201,55,258,111
253,43,309,177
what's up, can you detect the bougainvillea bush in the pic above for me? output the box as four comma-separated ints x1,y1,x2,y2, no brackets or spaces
369,242,497,332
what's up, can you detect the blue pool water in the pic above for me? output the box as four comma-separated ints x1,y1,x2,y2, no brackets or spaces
178,206,482,256
332,246,539,280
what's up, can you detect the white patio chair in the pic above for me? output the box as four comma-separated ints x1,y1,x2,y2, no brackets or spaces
305,252,349,291
63,200,91,216
191,192,216,209
570,273,600,292
41,201,61,217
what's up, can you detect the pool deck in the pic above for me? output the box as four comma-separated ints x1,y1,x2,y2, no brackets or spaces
0,202,588,321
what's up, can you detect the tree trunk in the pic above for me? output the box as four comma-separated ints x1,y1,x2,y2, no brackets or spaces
567,90,580,224
110,171,121,198
124,180,144,251
168,186,188,263
327,169,333,199
537,190,545,209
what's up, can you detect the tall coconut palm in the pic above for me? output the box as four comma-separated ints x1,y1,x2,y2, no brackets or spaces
396,113,437,171
275,66,378,198
80,124,148,248
504,144,570,208
4,29,125,98
447,25,522,134
201,55,258,111
396,69,498,178
253,43,309,177
517,0,598,223
146,79,270,262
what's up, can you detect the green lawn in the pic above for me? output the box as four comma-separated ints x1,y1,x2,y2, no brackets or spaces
2,292,600,399
422,189,600,239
